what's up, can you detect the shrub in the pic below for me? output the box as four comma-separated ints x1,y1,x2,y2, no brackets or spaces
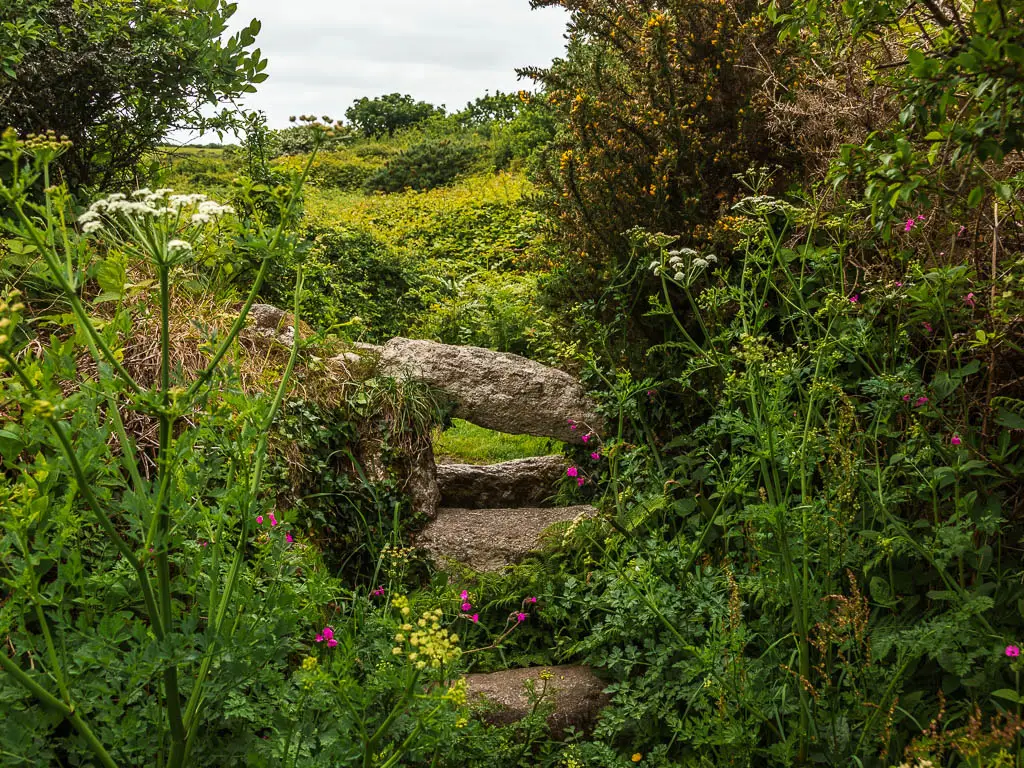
363,138,481,193
414,270,559,362
295,225,425,339
520,0,798,375
0,0,267,188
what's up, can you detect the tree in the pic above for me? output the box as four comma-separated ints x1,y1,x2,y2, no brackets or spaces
345,93,444,138
453,90,521,127
0,0,268,189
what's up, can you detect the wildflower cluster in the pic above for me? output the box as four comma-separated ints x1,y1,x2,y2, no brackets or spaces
381,543,415,579
314,626,338,648
15,128,73,154
649,247,718,287
903,213,926,233
458,589,478,622
297,655,328,691
288,114,346,139
391,605,462,670
77,188,234,238
441,677,468,706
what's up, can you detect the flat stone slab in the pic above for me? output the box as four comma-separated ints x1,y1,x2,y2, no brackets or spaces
436,455,567,509
466,665,609,738
417,505,596,571
376,338,603,443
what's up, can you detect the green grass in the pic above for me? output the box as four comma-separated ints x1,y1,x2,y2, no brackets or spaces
433,419,560,465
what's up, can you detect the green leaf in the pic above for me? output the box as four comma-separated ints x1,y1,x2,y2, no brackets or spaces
992,689,1022,704
0,427,25,462
996,408,1024,430
967,185,985,207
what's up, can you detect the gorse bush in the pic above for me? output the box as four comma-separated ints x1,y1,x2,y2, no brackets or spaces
520,0,797,369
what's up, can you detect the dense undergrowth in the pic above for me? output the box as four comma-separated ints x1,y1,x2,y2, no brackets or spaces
3,0,1024,766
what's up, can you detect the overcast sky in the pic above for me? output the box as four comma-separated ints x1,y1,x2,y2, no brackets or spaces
192,0,568,138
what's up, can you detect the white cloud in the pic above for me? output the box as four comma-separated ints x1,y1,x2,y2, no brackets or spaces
182,0,567,139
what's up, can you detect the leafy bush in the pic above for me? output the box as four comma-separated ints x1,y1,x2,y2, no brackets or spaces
295,225,425,339
414,270,559,362
0,0,267,188
364,138,481,193
0,132,308,766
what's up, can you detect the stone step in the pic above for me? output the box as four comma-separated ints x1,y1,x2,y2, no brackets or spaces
465,665,608,738
435,455,567,509
417,505,596,572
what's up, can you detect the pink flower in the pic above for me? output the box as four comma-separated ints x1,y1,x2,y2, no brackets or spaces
902,394,911,402
269,513,278,527
460,590,468,600
646,389,656,398
916,214,926,221
895,281,904,287
915,396,929,407
286,533,294,544
566,467,578,478
461,602,472,612
516,612,527,623
568,419,578,431
315,627,334,644
922,322,933,333
577,477,585,487
591,452,601,461
581,433,591,444
256,515,264,525
372,586,386,597
199,539,208,547
527,596,538,604
313,626,333,647
951,435,962,446
1007,645,1020,658
957,225,967,237
904,219,915,232
471,614,479,623
849,294,859,304
964,292,975,308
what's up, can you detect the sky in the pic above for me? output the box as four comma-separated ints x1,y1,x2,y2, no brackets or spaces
186,0,569,140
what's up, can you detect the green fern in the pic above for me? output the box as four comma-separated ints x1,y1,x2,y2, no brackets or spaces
617,493,670,532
